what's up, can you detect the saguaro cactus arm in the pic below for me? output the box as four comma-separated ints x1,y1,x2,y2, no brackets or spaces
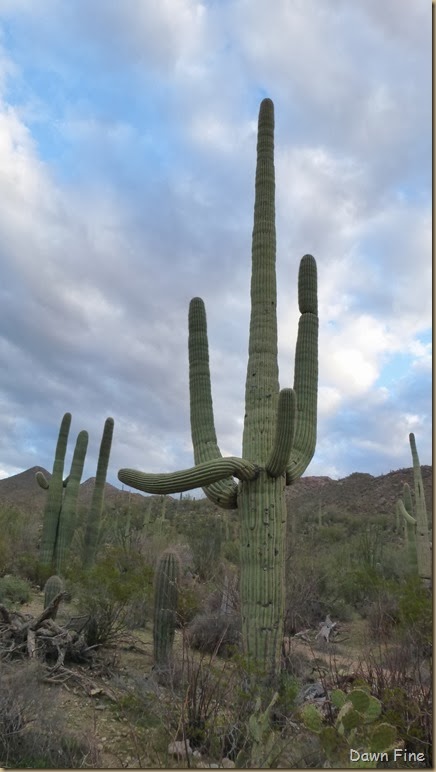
118,456,259,495
265,388,296,477
396,499,416,526
38,412,72,568
55,429,88,575
83,417,114,569
286,255,318,483
188,297,239,508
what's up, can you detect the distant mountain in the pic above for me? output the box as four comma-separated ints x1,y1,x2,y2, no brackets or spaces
0,464,432,523
286,467,433,520
0,466,149,515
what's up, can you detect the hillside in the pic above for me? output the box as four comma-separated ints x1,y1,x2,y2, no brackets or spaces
0,464,432,523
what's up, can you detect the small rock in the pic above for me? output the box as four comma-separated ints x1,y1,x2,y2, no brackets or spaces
193,750,202,758
222,759,235,768
94,704,106,711
90,688,102,697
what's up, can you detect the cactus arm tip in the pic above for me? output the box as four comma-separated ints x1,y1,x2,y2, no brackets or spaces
36,471,50,490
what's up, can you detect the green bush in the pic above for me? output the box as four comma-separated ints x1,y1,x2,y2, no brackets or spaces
187,612,241,657
397,576,432,643
71,547,153,646
0,575,31,607
177,582,204,627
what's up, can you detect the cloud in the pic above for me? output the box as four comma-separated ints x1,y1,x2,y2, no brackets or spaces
0,1,431,489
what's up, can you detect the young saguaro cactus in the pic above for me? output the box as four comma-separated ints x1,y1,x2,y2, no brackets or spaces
36,413,88,575
153,549,180,669
118,99,318,678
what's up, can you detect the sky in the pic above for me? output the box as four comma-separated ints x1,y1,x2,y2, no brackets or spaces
0,0,431,496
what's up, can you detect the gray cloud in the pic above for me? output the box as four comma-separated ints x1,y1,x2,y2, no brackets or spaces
0,1,431,489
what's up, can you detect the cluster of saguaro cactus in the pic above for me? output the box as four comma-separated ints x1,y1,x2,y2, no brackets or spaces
118,98,318,679
153,549,181,669
37,414,114,606
36,413,89,576
396,433,431,585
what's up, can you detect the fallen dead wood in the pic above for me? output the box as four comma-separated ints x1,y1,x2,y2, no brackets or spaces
0,594,96,667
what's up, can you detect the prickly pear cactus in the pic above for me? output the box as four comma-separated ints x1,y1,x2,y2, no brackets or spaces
301,687,398,768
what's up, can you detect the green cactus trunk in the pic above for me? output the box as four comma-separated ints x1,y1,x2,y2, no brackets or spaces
409,434,431,586
39,413,72,568
118,99,318,680
55,430,88,575
83,417,114,569
37,414,88,575
153,549,180,669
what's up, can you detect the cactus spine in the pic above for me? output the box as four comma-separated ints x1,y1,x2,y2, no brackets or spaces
118,99,318,678
83,417,114,569
153,549,180,669
36,413,88,575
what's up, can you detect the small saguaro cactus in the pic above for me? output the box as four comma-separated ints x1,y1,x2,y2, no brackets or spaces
153,549,181,670
118,98,318,679
36,413,88,576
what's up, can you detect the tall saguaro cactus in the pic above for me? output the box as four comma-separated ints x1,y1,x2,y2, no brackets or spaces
118,99,318,678
36,413,89,575
82,417,114,569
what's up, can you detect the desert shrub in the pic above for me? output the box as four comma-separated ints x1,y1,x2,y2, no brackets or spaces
187,612,241,657
317,524,347,544
0,661,99,768
72,547,153,646
364,586,400,641
284,554,327,634
174,511,223,580
177,581,204,627
397,576,432,648
0,507,39,580
0,574,31,607
222,539,240,565
335,565,383,611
